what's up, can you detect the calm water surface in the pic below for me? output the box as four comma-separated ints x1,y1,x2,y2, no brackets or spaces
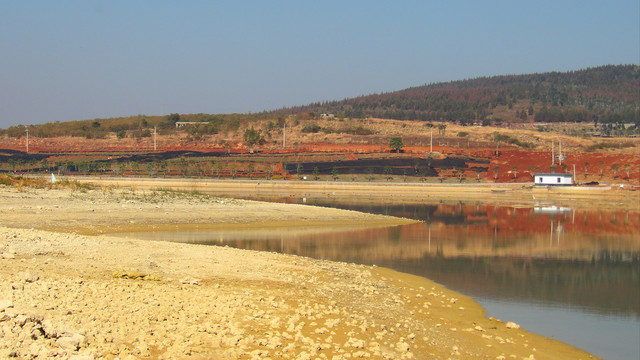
117,196,640,360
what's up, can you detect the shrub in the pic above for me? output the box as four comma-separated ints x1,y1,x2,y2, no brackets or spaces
389,137,404,152
585,141,636,152
343,126,374,135
302,123,322,133
493,132,532,149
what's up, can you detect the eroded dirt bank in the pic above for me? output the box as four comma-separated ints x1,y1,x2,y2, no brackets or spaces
0,187,596,359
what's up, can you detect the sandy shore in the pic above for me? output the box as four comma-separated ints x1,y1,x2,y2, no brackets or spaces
0,186,596,359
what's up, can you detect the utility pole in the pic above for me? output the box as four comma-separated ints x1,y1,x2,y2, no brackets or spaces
551,139,555,165
25,128,29,153
559,139,562,167
153,126,157,151
430,129,433,153
283,122,286,148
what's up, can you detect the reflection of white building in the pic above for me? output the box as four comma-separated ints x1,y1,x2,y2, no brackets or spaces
534,173,573,186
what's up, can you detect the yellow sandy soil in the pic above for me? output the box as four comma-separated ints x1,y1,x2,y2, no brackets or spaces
0,185,597,359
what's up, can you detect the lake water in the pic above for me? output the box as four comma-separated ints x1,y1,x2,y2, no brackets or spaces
115,196,640,359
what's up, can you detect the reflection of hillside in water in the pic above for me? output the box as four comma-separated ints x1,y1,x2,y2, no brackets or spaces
302,199,640,237
219,224,638,317
385,254,638,318
119,200,639,317
209,201,639,317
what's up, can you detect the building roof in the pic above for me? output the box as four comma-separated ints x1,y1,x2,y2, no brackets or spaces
534,173,573,177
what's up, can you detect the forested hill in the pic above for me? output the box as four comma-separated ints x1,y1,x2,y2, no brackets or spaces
275,65,639,126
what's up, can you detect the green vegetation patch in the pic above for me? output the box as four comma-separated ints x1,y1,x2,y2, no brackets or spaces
492,132,533,149
584,141,637,152
301,122,375,135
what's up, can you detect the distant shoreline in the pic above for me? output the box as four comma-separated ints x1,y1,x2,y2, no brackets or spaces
72,176,639,210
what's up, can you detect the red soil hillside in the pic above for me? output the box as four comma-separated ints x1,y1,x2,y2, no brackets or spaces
1,119,638,184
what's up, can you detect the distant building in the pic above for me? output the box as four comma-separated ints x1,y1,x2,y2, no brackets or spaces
175,121,204,128
534,173,573,186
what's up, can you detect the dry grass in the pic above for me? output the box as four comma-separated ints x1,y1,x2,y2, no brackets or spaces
2,116,637,155
209,117,639,154
0,174,95,192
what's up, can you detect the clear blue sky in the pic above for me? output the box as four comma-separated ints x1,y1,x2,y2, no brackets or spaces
1,0,638,127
